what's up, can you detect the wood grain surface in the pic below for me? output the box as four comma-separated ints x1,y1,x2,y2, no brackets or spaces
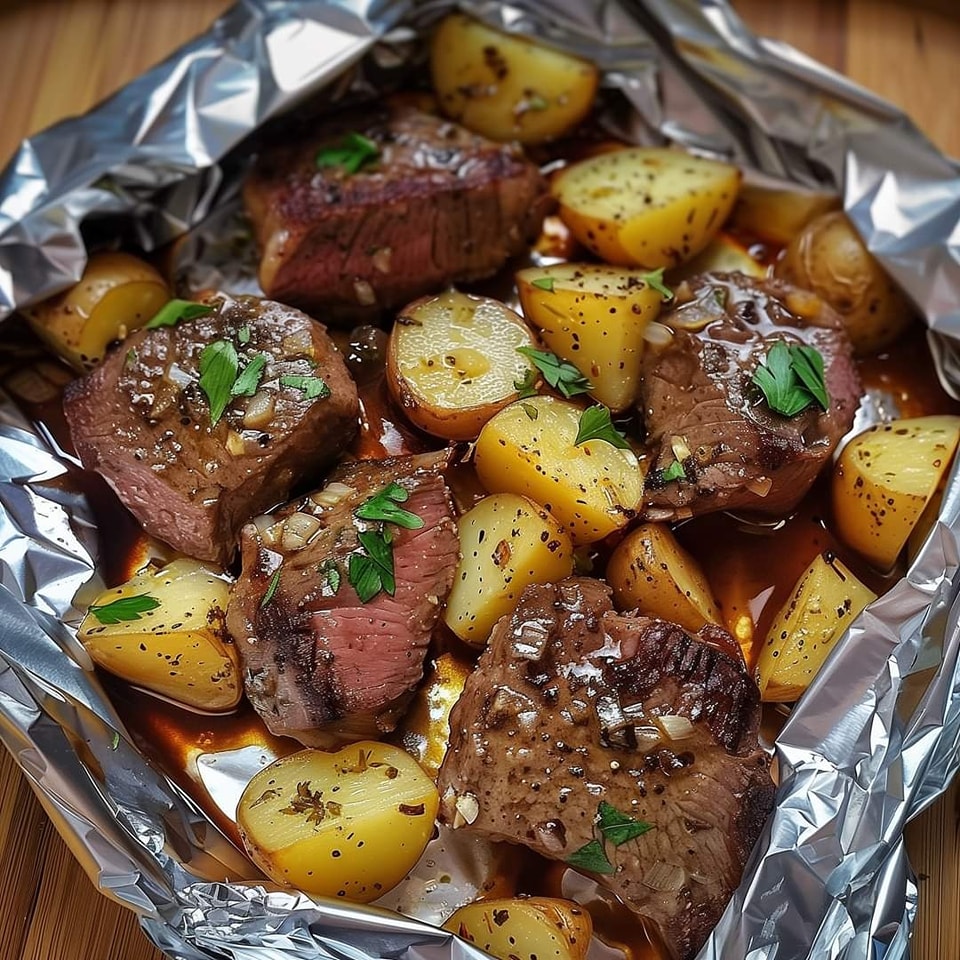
0,1,957,958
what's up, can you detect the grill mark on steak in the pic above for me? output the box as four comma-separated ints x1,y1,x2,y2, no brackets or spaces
437,578,775,960
640,272,861,521
244,104,550,321
63,294,359,566
227,451,459,747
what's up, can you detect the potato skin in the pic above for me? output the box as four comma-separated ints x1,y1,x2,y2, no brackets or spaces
607,522,722,632
832,416,960,571
237,743,438,902
77,559,240,711
430,13,598,144
474,396,643,545
757,553,876,702
445,897,592,960
444,493,574,645
551,147,741,269
23,252,170,371
387,291,537,441
775,211,914,355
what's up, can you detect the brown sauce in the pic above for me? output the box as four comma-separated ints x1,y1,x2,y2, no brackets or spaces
4,239,959,960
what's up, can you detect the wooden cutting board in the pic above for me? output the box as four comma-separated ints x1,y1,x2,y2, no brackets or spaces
0,1,956,958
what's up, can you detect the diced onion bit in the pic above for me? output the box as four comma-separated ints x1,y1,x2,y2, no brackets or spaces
281,512,323,550
312,482,356,508
654,714,695,741
643,321,674,346
243,391,276,429
643,860,686,892
743,475,774,497
453,793,480,828
226,430,246,456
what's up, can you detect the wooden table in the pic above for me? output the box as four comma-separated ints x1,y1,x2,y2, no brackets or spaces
0,1,957,958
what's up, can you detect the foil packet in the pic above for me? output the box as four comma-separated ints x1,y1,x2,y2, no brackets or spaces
2,2,960,959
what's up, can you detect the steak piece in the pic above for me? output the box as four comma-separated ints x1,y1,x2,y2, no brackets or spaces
640,272,861,520
63,294,359,566
244,103,550,320
227,450,459,746
437,578,775,960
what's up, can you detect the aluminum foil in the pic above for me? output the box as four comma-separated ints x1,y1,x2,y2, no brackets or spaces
2,1,960,959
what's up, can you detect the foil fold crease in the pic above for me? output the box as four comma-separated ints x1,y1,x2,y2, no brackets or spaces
1,1,960,959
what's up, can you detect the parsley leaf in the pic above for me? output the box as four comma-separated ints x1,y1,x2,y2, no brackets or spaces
520,402,539,420
516,346,592,398
88,593,160,625
110,731,120,751
199,340,239,425
231,354,267,397
348,529,396,602
146,299,214,330
280,375,331,400
260,569,281,608
566,839,614,874
319,559,341,596
316,132,380,175
597,801,654,845
355,482,423,530
238,324,251,345
641,268,673,300
531,276,555,292
752,341,829,417
513,367,539,399
574,405,632,450
661,459,686,482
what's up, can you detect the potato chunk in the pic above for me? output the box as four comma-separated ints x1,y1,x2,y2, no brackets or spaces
668,232,765,284
730,180,839,247
445,897,592,960
757,553,876,702
430,13,598,144
832,416,960,570
606,522,722,632
516,263,664,412
551,148,741,269
237,743,438,902
387,291,537,440
24,252,170,371
474,396,642,544
445,493,574,645
77,559,240,711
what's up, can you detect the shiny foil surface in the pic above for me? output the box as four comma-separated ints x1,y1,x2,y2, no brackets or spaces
1,2,960,959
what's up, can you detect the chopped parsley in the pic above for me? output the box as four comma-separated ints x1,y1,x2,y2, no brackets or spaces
597,801,654,845
565,839,614,874
355,482,424,530
231,354,267,397
513,367,539,399
520,402,539,420
530,276,555,292
640,267,673,300
348,529,396,603
110,731,120,751
316,132,380,175
279,375,330,400
145,299,214,330
661,459,686,483
752,341,829,417
319,559,341,596
88,593,160,625
237,324,251,345
574,405,631,450
198,340,239,425
260,569,281,608
516,346,592,399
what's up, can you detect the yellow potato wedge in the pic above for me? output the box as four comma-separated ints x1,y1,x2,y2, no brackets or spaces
668,231,766,284
606,522,722,632
757,552,876,702
832,416,960,571
445,493,575,646
474,396,642,545
551,147,741,269
77,559,240,711
387,291,537,440
23,252,170,371
731,179,839,246
444,897,592,960
516,263,664,412
237,743,438,902
430,13,598,144
393,654,472,779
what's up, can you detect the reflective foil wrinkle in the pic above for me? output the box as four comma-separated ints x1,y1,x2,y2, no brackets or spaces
2,2,960,959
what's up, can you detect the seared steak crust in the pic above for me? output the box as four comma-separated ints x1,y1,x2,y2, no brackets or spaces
227,451,458,746
244,104,550,320
437,578,775,960
63,294,359,565
641,272,861,521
